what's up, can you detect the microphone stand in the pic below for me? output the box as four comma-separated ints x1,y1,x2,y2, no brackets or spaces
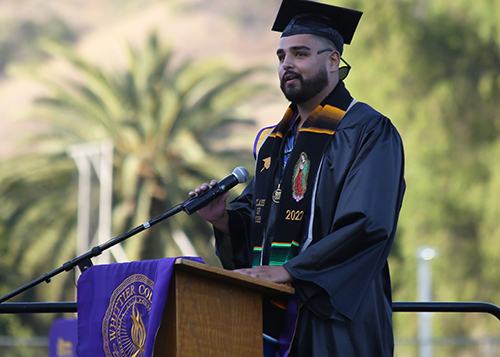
0,201,189,304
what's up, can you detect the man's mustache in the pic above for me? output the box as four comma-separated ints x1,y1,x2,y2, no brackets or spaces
281,71,303,85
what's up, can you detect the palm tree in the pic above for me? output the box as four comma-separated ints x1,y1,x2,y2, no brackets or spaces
0,31,271,309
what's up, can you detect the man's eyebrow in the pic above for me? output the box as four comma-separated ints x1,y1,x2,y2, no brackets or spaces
290,45,312,51
276,45,312,56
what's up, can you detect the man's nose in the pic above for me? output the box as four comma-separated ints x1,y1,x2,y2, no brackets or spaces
282,55,294,69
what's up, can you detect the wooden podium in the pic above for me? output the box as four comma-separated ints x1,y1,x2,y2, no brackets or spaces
152,258,295,356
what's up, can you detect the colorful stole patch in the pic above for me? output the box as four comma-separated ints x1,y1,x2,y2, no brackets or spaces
292,152,310,202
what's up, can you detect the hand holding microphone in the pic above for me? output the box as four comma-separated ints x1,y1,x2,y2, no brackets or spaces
184,167,249,216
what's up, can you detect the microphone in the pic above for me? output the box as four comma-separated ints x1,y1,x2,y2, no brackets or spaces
183,166,249,215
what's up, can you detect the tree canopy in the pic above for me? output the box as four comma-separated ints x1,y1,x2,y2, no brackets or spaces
334,0,500,347
0,31,272,336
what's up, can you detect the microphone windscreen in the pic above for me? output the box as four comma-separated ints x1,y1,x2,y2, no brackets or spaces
232,166,249,183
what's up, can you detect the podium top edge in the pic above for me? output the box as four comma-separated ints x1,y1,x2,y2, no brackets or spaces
174,258,295,296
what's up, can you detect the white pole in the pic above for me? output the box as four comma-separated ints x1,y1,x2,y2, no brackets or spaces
72,155,91,258
68,140,129,267
416,246,438,357
95,140,112,265
96,140,129,263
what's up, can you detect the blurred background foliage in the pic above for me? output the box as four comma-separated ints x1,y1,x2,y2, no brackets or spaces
0,0,499,355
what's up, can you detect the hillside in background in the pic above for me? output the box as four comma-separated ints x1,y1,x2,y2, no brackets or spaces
0,0,287,159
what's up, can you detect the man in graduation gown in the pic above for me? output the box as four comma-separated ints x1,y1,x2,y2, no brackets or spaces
191,0,405,355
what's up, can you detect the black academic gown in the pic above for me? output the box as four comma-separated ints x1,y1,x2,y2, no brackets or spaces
215,101,405,356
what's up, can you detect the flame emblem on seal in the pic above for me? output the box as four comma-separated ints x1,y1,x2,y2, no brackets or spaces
131,303,146,356
102,274,154,357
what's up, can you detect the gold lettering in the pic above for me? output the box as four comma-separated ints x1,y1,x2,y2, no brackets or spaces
113,343,120,357
115,296,123,308
256,199,266,207
138,284,153,302
285,210,304,221
109,328,117,341
57,338,73,356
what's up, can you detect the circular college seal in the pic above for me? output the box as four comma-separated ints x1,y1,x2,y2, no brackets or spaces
102,274,154,357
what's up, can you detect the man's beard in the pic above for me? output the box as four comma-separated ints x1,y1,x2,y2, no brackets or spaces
280,66,329,104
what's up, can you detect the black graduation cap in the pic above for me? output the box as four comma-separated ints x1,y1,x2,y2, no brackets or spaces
271,0,363,55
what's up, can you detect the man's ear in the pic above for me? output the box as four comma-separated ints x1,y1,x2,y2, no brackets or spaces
329,51,341,73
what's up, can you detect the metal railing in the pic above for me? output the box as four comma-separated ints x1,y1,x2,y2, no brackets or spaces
1,301,500,321
393,301,500,320
0,302,77,314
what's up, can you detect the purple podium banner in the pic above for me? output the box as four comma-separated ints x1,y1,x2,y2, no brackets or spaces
76,257,203,357
49,318,78,357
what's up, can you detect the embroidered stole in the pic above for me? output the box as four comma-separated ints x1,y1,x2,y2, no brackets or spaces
252,85,352,267
253,83,354,355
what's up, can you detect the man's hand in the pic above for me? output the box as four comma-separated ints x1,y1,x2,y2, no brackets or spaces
189,180,230,234
234,266,295,284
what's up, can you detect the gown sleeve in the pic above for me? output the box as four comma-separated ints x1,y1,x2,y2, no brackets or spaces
283,108,406,321
214,178,255,270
